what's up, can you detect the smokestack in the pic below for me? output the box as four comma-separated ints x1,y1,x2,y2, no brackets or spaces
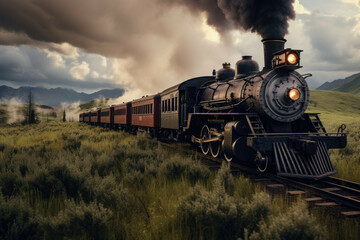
262,39,286,70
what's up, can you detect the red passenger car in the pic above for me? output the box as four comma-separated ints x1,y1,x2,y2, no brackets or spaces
100,107,113,127
83,112,91,123
114,102,132,129
90,109,100,125
131,94,160,128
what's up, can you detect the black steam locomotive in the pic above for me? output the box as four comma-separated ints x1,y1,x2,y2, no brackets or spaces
80,39,347,179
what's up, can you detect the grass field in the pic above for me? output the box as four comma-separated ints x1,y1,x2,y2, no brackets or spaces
307,90,360,182
1,122,358,239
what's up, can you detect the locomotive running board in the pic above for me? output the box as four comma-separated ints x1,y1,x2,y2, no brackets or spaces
273,141,336,179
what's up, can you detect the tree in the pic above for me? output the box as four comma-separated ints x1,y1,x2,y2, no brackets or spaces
62,109,66,122
22,90,37,124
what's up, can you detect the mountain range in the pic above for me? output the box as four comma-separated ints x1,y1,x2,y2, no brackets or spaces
0,86,124,106
317,73,360,92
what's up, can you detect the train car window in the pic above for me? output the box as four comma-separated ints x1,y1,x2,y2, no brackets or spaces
150,104,152,114
168,99,170,112
175,97,178,111
162,101,164,112
114,109,125,115
101,111,110,117
172,98,174,111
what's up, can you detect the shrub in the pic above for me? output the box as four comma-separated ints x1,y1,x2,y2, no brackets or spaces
0,193,41,239
159,156,210,182
0,171,23,197
29,164,86,199
177,185,241,239
249,201,325,240
84,174,129,209
46,200,112,240
214,162,235,195
242,192,271,234
90,153,117,177
176,166,271,240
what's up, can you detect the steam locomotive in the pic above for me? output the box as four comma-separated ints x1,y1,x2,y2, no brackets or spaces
80,39,347,179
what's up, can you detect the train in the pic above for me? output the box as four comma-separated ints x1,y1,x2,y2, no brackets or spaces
80,38,347,179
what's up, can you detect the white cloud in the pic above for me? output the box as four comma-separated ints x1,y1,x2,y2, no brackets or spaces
70,61,90,80
90,70,99,78
47,42,79,59
101,56,107,67
341,0,360,8
353,14,360,36
44,51,65,68
293,0,311,15
43,42,80,68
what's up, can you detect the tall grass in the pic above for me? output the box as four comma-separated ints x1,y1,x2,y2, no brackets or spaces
0,122,357,239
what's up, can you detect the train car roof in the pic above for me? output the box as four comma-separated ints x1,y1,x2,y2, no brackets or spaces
132,93,160,103
160,76,214,96
112,102,131,108
101,107,111,111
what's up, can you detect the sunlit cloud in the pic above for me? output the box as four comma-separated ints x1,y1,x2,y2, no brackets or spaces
70,61,90,80
201,13,220,43
293,0,311,15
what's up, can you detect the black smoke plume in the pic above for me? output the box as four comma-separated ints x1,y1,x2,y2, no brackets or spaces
170,0,296,38
218,0,296,38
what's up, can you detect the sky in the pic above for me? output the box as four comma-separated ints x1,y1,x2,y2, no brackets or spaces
0,0,359,97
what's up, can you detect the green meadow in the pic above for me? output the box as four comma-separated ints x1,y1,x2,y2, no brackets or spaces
307,90,360,182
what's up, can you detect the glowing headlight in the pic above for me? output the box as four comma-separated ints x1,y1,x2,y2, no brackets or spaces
288,88,300,101
287,53,298,65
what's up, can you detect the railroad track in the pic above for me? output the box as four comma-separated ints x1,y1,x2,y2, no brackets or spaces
159,140,360,217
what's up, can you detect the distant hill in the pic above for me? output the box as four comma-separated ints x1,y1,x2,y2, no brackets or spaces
334,74,360,94
317,73,360,90
0,86,124,106
307,90,360,115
